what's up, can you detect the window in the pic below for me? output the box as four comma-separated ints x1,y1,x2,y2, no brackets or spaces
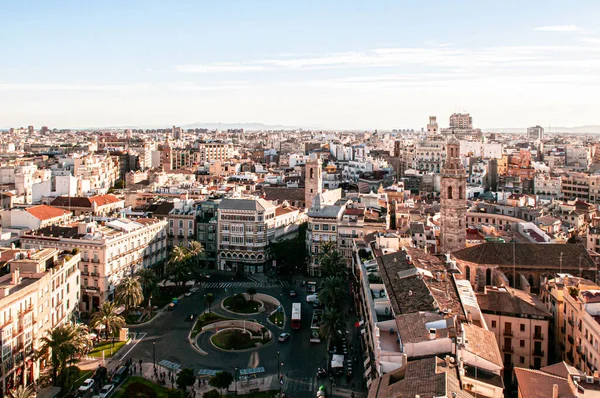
322,225,329,231
448,186,453,199
520,356,525,364
459,186,464,200
520,324,525,332
492,320,497,328
520,340,525,347
313,224,320,231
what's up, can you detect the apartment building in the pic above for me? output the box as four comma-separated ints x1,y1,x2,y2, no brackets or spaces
20,218,167,314
306,193,345,276
217,198,276,274
0,248,80,395
413,136,446,173
196,199,220,268
197,142,232,163
527,125,545,141
72,154,119,194
449,113,473,130
49,194,125,216
477,287,551,373
166,200,197,248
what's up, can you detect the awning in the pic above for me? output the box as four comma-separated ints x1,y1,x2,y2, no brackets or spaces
239,367,265,376
197,369,219,377
158,360,181,372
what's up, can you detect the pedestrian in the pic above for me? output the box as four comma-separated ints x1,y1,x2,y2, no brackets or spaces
139,359,143,368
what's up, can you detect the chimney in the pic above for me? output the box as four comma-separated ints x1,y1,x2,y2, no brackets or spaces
552,384,558,398
11,268,20,285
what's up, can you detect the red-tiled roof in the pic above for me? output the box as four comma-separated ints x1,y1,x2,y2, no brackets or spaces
25,205,68,221
90,194,122,206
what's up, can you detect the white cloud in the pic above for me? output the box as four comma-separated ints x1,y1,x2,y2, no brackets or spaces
580,37,600,44
534,25,583,32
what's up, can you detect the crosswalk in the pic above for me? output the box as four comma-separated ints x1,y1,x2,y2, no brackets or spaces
283,376,319,394
202,281,290,289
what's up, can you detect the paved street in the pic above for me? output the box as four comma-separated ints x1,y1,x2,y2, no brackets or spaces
202,281,291,289
121,279,359,397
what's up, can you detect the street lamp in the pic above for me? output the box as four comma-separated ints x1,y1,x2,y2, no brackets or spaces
234,367,238,395
277,351,280,378
153,342,156,371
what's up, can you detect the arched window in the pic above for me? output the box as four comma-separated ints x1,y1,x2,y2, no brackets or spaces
486,268,492,285
459,186,464,200
448,186,453,199
310,168,314,179
465,266,471,281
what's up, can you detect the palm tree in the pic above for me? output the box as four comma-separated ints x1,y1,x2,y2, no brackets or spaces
318,276,346,310
5,385,35,398
319,307,345,344
319,249,347,278
205,293,214,313
116,277,144,313
166,245,191,287
136,268,158,301
187,241,205,284
90,302,125,342
38,324,90,386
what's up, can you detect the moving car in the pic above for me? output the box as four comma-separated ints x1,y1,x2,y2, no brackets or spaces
306,294,318,303
111,365,129,385
78,379,95,392
289,290,297,297
99,384,114,398
278,332,291,342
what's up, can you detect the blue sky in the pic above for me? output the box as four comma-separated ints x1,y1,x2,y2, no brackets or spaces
1,0,599,129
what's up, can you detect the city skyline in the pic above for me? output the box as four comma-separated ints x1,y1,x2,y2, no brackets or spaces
2,1,599,129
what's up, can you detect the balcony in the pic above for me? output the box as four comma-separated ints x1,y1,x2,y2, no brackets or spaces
503,330,513,337
81,270,89,276
568,335,575,345
503,346,514,353
91,259,100,263
533,333,544,340
561,326,566,334
568,318,575,327
576,345,583,354
91,272,99,277
532,349,544,357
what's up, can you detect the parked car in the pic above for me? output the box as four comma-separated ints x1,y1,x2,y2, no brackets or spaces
111,365,129,385
78,379,95,392
289,290,297,297
99,384,114,398
278,333,291,342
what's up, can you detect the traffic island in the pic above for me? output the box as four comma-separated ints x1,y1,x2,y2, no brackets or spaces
222,294,263,314
205,320,273,352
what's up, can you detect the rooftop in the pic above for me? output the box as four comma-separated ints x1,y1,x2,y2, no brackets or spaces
476,287,551,318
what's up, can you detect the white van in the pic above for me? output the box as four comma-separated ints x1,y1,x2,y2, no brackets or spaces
306,294,319,303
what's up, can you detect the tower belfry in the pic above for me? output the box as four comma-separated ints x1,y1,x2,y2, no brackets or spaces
440,138,467,253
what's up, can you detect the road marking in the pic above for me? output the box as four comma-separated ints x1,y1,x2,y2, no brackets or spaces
248,351,260,369
119,332,147,360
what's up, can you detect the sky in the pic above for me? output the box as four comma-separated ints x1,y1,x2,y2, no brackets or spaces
1,0,599,130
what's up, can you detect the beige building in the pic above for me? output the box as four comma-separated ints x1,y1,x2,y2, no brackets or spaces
449,113,473,129
21,218,166,314
0,248,80,395
477,287,551,375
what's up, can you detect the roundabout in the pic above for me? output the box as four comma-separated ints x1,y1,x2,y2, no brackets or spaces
210,324,273,351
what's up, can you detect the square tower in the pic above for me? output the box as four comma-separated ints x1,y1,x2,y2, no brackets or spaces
440,138,467,253
305,157,323,209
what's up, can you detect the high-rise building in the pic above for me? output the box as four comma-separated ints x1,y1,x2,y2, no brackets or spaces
449,113,473,129
440,138,467,253
304,157,322,209
527,125,544,141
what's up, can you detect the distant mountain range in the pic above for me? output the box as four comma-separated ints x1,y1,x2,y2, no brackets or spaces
179,122,299,131
483,125,600,134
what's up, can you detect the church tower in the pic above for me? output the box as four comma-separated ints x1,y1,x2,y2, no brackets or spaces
305,157,323,209
440,138,467,253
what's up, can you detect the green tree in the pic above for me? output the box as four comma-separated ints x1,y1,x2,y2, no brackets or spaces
116,277,144,313
209,371,234,395
203,390,221,398
166,245,192,287
267,223,308,274
205,293,215,313
38,324,90,386
136,268,158,300
176,368,196,390
246,287,257,302
318,276,346,310
167,390,186,398
319,307,345,344
231,293,247,311
188,241,205,272
90,302,126,341
319,249,347,278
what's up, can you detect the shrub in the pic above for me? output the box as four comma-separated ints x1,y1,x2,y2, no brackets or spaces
123,381,157,398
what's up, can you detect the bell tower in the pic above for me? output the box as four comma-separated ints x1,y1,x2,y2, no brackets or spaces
305,157,323,209
440,138,467,253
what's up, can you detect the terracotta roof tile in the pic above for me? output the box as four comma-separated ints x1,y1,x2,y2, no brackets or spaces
25,205,68,221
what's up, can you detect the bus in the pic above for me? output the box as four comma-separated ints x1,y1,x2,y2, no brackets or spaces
291,302,301,330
